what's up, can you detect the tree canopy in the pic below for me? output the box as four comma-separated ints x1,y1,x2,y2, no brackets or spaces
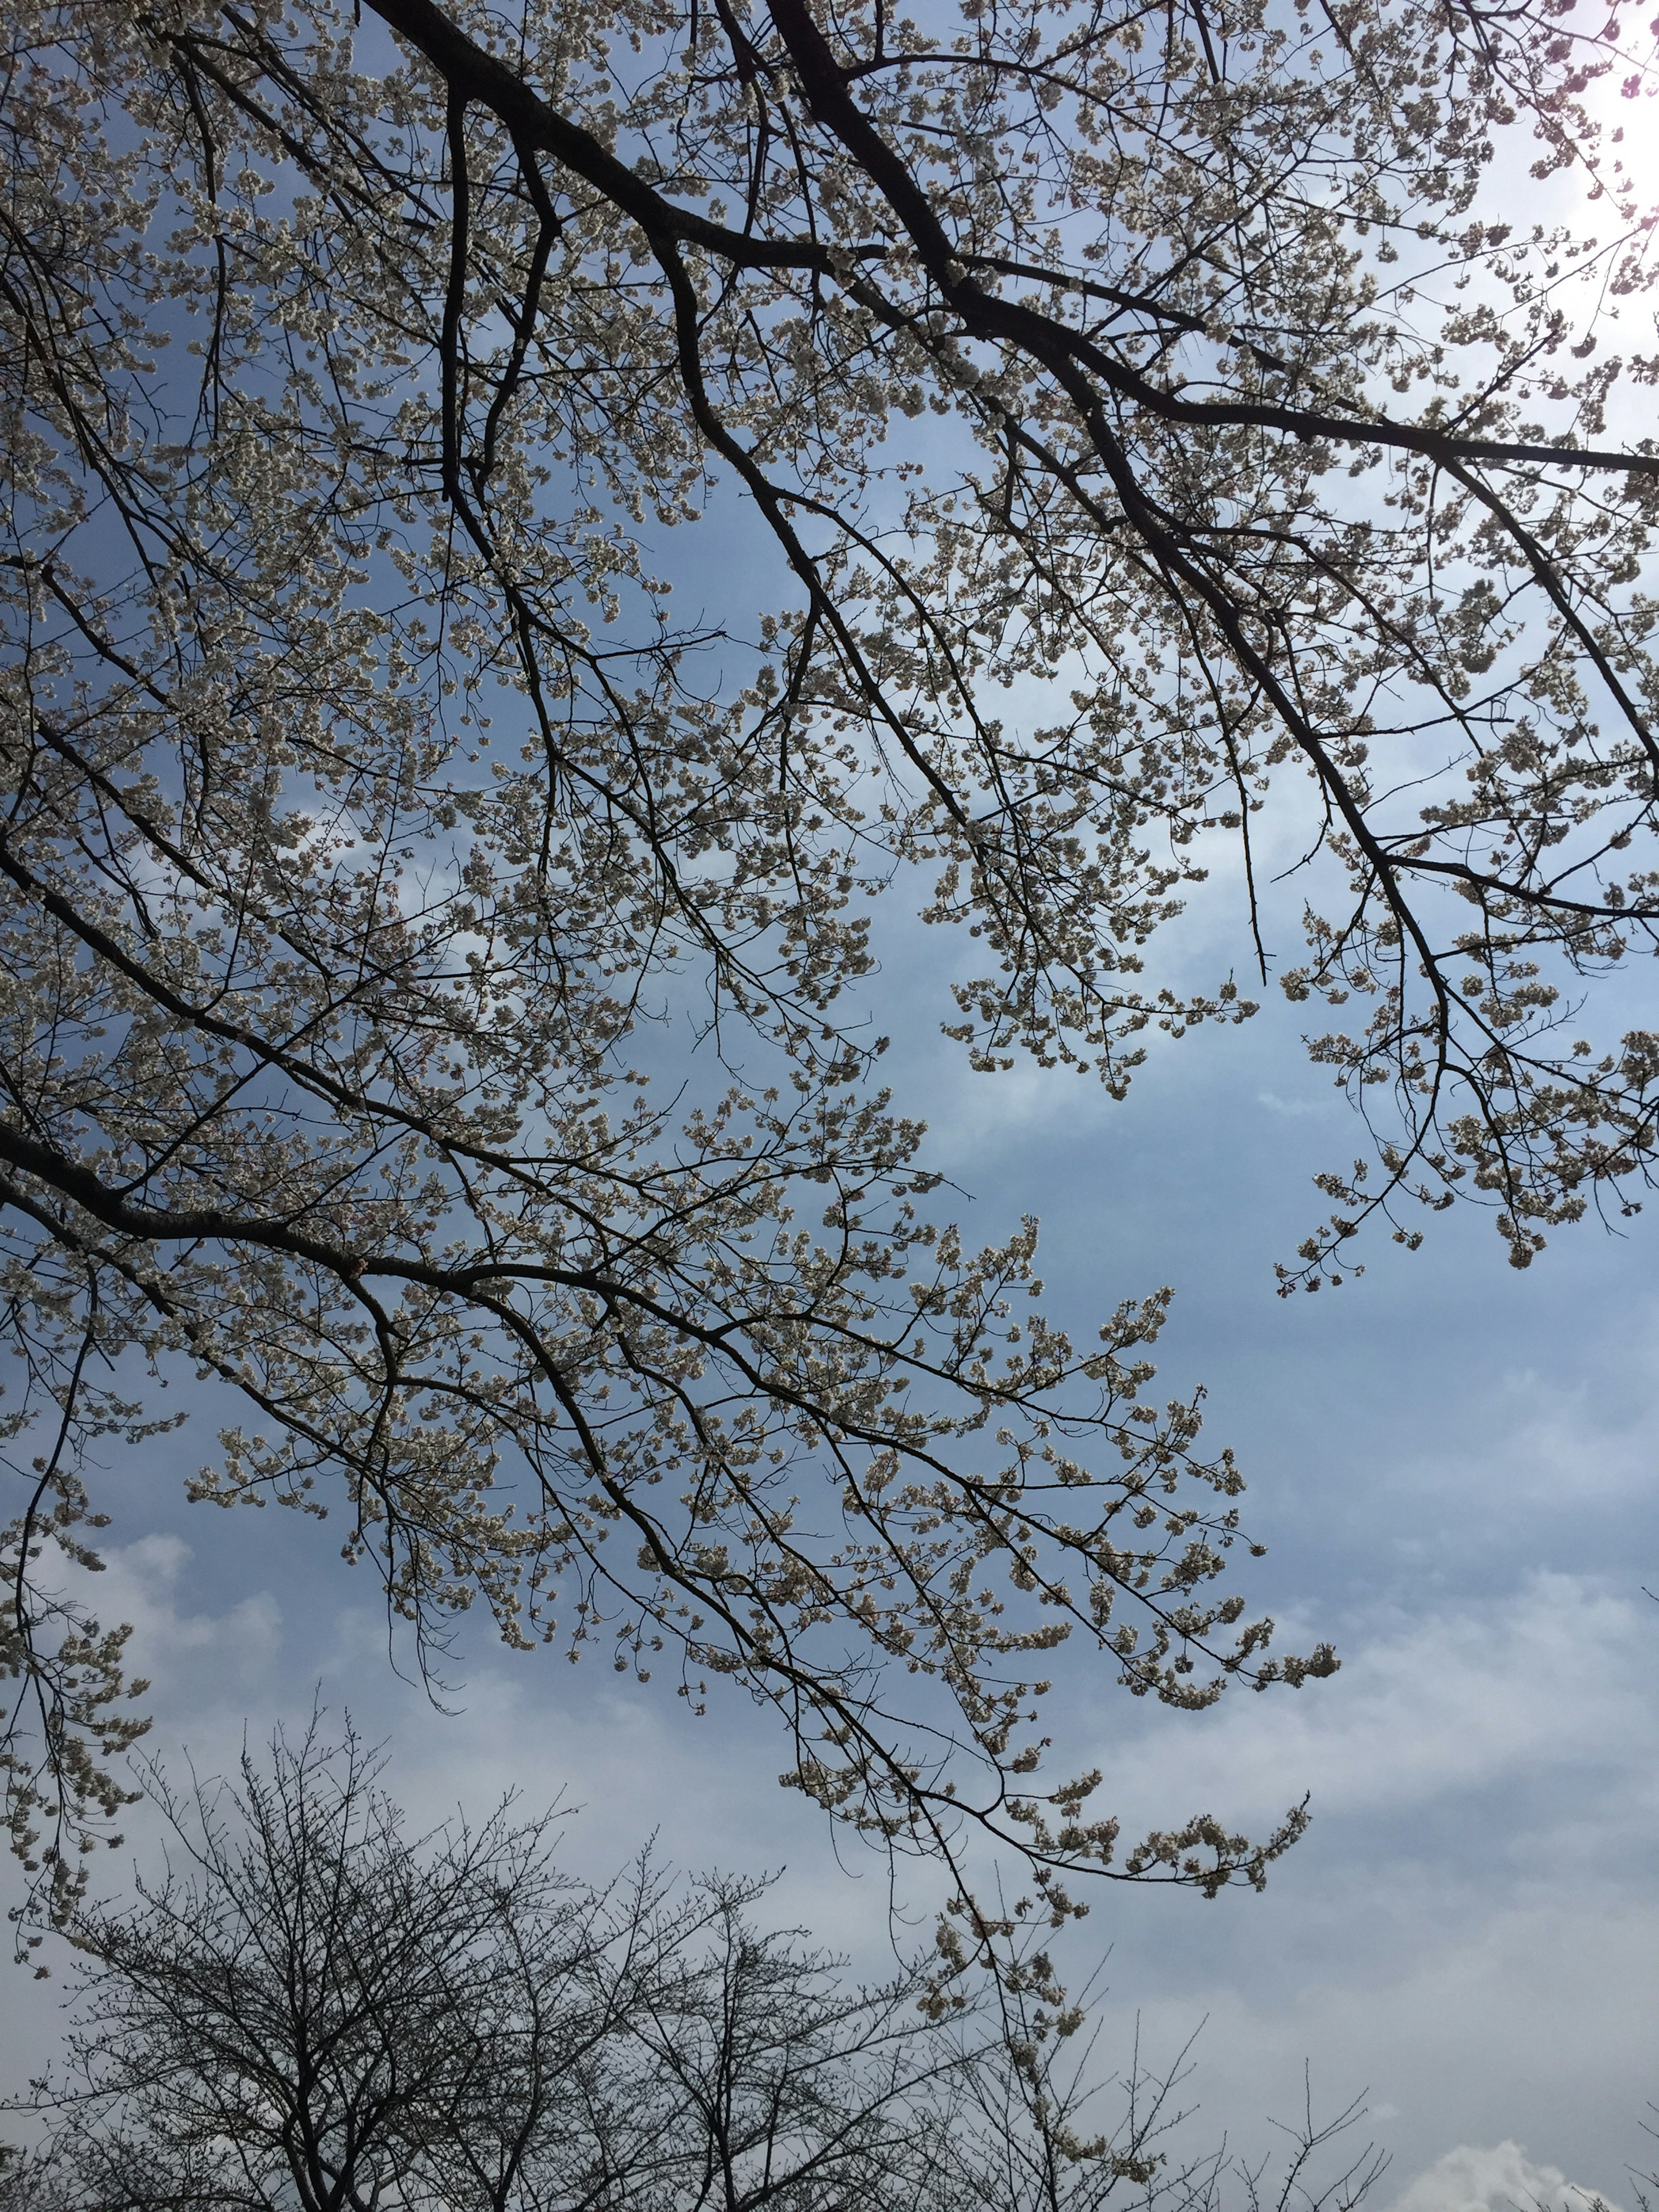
1,0,1656,1932
8,1725,1392,2212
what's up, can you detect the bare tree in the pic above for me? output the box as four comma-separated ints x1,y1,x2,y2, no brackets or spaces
3,0,1656,1925
10,1720,960,2212
7,1724,1386,2212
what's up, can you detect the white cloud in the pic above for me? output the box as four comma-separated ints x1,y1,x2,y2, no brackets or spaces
1035,1570,1658,2187
49,1537,894,1958
95,1534,284,1696
1256,1088,1333,1117
1093,1572,1659,1858
1389,2143,1621,2212
1106,1894,1656,2200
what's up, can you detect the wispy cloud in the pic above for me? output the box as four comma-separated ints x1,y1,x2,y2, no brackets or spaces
1256,1088,1334,1117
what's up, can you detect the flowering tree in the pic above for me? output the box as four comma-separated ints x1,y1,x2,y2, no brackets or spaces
1,0,1656,1931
